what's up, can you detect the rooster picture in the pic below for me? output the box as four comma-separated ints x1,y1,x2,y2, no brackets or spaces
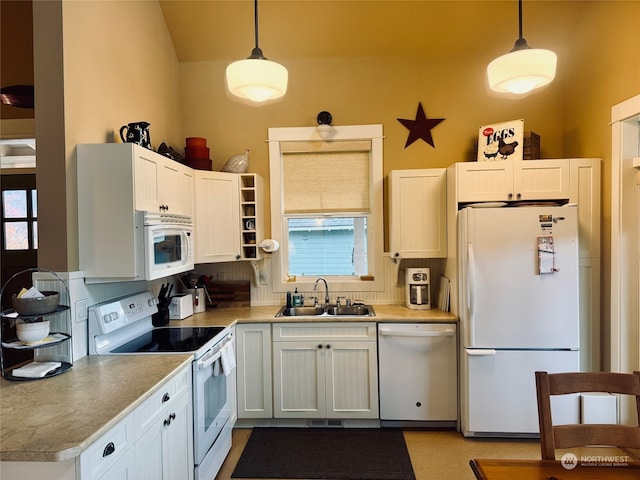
498,137,519,159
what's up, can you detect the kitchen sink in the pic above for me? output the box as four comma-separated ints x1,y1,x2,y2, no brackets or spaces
275,305,375,317
276,306,325,317
325,305,374,316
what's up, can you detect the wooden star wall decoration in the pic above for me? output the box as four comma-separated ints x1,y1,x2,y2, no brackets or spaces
397,102,445,149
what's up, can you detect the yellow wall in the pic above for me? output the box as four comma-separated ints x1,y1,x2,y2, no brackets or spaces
180,54,567,248
31,0,183,271
558,1,640,367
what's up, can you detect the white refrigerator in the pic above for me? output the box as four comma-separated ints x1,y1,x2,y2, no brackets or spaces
458,205,581,437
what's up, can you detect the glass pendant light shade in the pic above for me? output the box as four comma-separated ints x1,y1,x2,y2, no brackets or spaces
487,0,556,95
487,48,557,94
225,0,288,105
226,56,288,103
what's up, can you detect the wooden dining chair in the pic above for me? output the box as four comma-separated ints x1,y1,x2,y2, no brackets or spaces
535,370,640,460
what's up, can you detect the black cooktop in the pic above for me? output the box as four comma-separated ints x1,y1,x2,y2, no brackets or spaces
112,326,226,353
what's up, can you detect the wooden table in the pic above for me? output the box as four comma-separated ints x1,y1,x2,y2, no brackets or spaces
470,458,640,479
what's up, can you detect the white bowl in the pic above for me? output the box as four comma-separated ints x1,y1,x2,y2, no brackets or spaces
16,320,50,344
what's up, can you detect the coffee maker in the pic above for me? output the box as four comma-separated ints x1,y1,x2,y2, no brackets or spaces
406,268,430,310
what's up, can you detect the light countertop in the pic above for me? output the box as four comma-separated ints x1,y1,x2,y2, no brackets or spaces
0,354,192,462
170,304,457,328
0,304,455,463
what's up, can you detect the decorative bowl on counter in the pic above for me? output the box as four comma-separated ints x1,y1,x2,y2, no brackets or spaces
12,291,60,316
16,319,50,344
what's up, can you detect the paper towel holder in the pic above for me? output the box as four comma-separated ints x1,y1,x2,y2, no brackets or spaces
258,239,280,253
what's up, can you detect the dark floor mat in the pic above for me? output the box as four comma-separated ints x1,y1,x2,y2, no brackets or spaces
231,427,416,480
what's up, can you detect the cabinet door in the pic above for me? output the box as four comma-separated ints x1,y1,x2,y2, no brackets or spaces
570,158,601,372
516,159,570,200
134,390,193,480
325,341,379,418
456,161,514,202
236,324,273,418
134,147,162,212
180,167,195,218
273,341,325,418
163,390,193,480
133,422,164,480
158,160,183,214
389,169,447,259
194,170,241,263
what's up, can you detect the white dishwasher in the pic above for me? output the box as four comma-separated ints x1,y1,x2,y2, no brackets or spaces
378,323,457,427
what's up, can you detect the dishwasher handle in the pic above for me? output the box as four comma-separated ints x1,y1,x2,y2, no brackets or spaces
379,328,455,337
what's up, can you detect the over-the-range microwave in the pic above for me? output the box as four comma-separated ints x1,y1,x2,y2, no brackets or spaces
80,211,194,284
144,212,195,281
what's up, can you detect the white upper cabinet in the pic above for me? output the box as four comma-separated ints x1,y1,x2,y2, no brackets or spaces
194,170,241,263
133,147,193,216
389,168,447,259
455,159,570,203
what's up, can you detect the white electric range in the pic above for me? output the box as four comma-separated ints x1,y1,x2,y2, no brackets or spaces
88,291,235,480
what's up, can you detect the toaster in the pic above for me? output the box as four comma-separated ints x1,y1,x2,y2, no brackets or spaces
169,294,194,320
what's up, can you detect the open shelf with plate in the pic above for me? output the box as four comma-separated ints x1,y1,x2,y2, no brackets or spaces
0,268,73,381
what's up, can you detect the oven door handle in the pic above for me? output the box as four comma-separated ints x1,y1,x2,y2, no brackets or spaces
197,350,222,370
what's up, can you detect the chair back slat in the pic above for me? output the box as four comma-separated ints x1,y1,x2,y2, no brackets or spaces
535,370,640,460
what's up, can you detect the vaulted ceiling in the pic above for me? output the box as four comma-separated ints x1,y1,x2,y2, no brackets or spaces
159,1,578,65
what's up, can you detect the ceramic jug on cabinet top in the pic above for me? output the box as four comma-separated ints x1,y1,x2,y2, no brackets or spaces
119,121,151,149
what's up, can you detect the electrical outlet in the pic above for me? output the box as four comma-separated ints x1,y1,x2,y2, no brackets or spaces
75,299,89,323
259,269,269,285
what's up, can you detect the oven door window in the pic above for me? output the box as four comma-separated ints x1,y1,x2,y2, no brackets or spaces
193,358,231,463
153,232,182,265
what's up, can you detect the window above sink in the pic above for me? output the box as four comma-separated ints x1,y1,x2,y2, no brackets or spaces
268,124,384,293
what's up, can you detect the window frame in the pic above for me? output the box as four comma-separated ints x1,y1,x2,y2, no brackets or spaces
268,124,384,293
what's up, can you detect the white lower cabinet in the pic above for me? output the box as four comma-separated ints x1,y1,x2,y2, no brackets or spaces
236,323,273,418
133,365,193,480
2,364,194,480
272,323,378,419
79,415,136,480
133,389,193,480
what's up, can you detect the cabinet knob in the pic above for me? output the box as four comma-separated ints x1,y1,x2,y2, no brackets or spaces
318,344,323,349
236,254,241,260
516,193,522,200
508,193,513,199
102,442,115,457
162,392,170,403
325,344,331,349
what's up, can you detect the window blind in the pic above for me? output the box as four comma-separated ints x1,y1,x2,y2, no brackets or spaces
281,140,371,214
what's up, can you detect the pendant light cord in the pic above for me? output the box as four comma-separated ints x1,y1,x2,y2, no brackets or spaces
511,0,529,51
254,0,260,49
518,0,523,40
249,0,266,59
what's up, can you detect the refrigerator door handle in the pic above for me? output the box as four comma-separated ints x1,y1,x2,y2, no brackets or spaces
465,348,496,356
467,243,476,345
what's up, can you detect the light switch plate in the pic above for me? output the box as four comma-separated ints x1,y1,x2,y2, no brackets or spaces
75,298,89,323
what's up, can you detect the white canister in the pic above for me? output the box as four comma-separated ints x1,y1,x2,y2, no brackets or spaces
186,287,206,313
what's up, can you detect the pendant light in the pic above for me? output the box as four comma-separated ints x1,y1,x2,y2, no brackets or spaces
225,0,288,105
487,0,556,95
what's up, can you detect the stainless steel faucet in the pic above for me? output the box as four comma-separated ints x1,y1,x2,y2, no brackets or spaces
314,277,330,306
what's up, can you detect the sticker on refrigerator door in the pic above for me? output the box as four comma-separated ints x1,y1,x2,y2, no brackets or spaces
539,214,554,233
537,235,558,274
